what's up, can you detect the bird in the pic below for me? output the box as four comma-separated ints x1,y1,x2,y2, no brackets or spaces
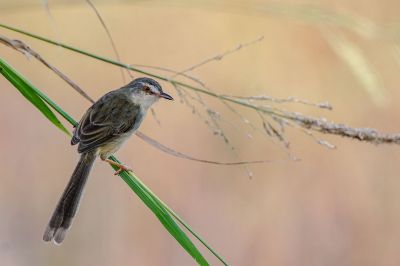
43,77,173,244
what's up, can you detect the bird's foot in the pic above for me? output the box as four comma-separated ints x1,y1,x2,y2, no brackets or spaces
103,159,133,175
113,164,133,175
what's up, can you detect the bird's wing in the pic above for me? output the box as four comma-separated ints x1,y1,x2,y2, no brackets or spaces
72,91,141,153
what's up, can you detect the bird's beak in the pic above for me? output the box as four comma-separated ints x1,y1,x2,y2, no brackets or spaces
160,92,173,100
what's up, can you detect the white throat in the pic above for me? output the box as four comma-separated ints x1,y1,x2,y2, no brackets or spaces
131,94,157,110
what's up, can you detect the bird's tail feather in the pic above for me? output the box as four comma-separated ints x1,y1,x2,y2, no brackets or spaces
43,151,96,244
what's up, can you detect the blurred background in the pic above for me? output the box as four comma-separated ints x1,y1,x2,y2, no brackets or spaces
1,1,400,265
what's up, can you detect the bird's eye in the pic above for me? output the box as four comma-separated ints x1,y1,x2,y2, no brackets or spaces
144,86,151,93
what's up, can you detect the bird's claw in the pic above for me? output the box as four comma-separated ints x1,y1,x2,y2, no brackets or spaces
102,158,133,175
114,164,132,175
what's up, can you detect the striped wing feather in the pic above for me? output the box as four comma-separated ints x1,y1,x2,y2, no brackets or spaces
72,91,141,153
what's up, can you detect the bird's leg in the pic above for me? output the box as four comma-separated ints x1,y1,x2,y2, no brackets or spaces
103,158,133,175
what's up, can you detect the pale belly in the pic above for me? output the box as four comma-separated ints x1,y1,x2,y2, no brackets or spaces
98,132,134,160
96,108,146,160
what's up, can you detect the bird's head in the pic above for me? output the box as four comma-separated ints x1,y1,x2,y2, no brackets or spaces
126,77,173,108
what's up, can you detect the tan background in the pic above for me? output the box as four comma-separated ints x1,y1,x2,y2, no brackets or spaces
1,1,400,265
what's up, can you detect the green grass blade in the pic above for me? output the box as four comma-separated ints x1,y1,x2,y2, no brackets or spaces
133,178,228,266
0,56,211,265
0,57,70,135
109,156,209,266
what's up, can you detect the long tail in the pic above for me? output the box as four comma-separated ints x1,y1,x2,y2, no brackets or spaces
43,151,96,244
